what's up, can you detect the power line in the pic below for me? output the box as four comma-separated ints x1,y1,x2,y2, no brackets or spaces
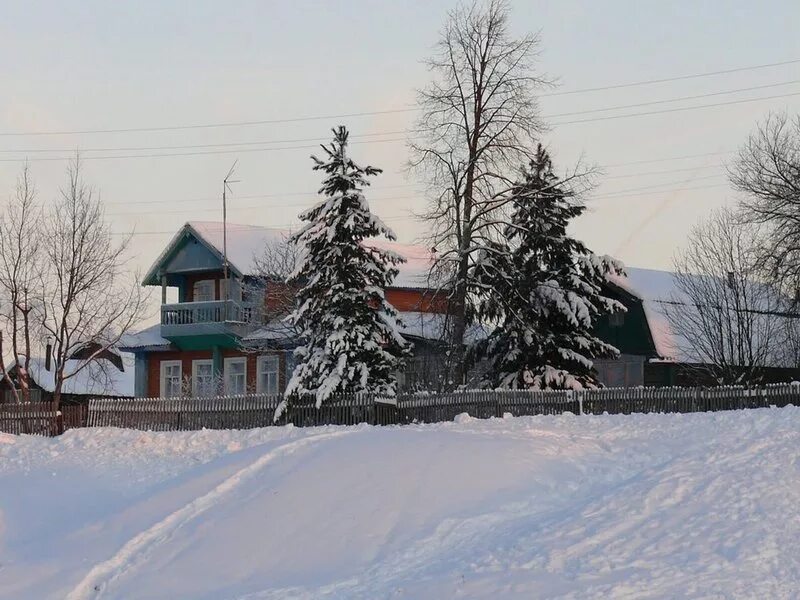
102,164,727,216
601,149,734,168
546,79,800,117
541,58,800,96
594,182,729,201
0,137,409,162
1,58,798,138
0,129,408,154
106,175,729,221
0,109,419,137
3,81,795,156
553,91,800,126
1,89,796,164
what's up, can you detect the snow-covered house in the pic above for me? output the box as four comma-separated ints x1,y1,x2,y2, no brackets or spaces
596,268,800,386
1,344,135,404
121,222,451,397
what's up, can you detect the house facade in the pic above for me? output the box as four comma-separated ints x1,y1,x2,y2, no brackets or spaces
125,221,797,398
121,222,450,398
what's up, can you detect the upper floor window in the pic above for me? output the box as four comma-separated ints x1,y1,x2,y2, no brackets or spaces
160,360,182,397
220,278,242,302
256,355,280,395
609,312,625,328
224,357,247,395
193,280,215,302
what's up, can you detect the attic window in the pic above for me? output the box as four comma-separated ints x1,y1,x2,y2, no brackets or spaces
609,312,625,328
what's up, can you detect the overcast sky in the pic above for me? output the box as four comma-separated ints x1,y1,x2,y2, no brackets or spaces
1,0,799,282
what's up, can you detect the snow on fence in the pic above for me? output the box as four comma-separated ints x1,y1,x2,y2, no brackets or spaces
6,384,798,435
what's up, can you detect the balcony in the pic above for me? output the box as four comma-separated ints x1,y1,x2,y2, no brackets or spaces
160,300,258,348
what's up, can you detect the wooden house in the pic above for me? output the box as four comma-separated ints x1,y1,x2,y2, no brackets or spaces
120,222,452,397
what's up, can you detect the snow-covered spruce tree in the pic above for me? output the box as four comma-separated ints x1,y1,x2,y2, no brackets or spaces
472,145,625,389
279,126,410,414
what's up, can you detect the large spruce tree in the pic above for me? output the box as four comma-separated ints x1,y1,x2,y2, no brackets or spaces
473,145,624,389
282,126,410,410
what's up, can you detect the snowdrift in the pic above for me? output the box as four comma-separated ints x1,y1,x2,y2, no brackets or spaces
1,408,799,599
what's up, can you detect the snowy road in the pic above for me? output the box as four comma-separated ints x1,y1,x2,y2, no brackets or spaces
2,408,799,599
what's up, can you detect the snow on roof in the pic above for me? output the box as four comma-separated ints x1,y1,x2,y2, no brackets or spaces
399,311,488,344
187,221,287,277
367,240,439,290
147,221,438,290
16,355,135,397
608,267,793,366
608,268,686,361
119,323,171,350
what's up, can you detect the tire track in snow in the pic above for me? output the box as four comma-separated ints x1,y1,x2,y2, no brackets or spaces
66,429,356,600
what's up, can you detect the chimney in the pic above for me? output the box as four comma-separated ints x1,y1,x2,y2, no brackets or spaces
45,338,52,372
726,271,735,289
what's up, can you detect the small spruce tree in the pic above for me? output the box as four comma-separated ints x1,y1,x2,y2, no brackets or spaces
473,145,625,389
281,126,410,412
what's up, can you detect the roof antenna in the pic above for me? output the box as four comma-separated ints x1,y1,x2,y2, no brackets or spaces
222,160,240,318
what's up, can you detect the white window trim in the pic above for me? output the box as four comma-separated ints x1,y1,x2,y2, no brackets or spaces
224,356,247,395
256,355,280,395
160,360,183,398
192,359,215,397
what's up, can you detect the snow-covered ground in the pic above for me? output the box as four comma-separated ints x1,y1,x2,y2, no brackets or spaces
1,408,799,599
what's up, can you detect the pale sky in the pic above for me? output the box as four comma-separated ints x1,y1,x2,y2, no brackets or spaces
1,0,799,284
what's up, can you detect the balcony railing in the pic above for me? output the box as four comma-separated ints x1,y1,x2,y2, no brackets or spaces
160,301,257,341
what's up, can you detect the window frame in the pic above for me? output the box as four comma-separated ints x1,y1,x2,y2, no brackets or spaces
192,359,216,397
160,360,183,398
256,355,280,395
224,356,247,396
193,279,216,302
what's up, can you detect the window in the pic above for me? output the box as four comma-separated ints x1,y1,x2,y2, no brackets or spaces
224,357,247,395
192,359,216,397
609,312,625,328
193,280,215,302
160,360,182,398
256,355,280,395
219,278,242,302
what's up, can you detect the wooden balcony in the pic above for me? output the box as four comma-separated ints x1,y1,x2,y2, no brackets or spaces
160,300,258,348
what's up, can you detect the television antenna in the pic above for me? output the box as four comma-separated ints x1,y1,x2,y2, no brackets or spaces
222,161,240,316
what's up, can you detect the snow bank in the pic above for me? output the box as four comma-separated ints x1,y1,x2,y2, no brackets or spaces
2,408,800,599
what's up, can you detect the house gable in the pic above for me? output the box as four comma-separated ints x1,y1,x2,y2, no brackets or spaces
142,224,239,287
162,236,223,275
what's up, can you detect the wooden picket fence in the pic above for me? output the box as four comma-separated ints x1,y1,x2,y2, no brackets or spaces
88,395,283,431
0,403,61,436
4,384,800,436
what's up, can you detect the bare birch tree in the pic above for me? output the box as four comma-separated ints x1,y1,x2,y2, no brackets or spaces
0,165,41,402
250,232,300,322
666,208,786,384
730,111,800,296
409,0,552,385
38,159,149,408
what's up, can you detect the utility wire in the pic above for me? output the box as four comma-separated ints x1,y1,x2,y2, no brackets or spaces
553,91,800,126
102,164,726,215
1,58,798,137
2,80,795,154
545,79,800,117
1,89,796,163
541,58,800,96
